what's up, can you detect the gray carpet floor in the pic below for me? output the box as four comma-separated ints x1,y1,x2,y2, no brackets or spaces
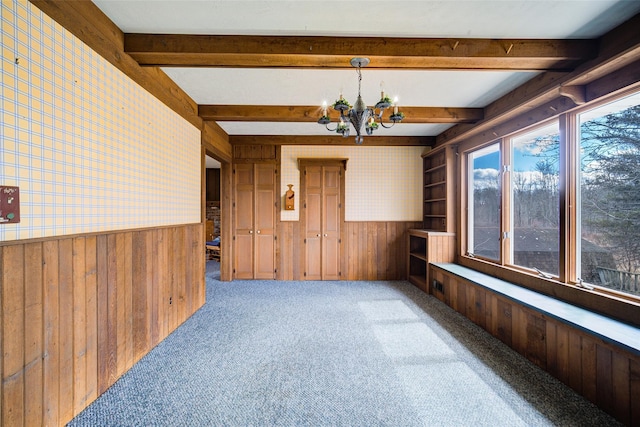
68,260,621,426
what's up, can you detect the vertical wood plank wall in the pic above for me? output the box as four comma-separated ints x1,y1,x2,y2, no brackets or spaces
0,223,205,427
430,264,640,426
277,221,422,281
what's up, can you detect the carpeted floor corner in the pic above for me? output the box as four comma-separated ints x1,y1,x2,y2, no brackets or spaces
67,260,621,426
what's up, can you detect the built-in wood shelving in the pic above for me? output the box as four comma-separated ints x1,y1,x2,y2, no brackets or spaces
422,145,456,232
406,229,456,292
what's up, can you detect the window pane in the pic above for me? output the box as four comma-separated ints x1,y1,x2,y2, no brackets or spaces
468,144,500,260
511,123,560,276
579,93,640,297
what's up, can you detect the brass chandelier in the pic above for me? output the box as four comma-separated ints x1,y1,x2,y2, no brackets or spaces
317,57,405,144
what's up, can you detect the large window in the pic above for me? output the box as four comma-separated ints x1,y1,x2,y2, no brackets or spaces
464,89,640,301
468,143,501,260
578,93,640,297
510,123,560,276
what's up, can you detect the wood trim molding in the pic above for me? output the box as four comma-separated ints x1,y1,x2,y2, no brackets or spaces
559,85,587,105
201,121,232,163
297,157,348,171
558,113,579,284
0,223,203,247
436,12,640,147
219,163,233,281
229,135,435,146
451,95,578,149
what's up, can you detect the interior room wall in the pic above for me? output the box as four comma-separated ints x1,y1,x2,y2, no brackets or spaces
0,0,201,242
0,3,206,426
281,145,427,222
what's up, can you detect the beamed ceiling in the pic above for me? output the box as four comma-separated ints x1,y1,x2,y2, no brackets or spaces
31,1,640,147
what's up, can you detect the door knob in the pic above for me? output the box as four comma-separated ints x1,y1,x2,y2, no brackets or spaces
324,234,328,237
317,234,321,237
256,230,261,234
249,230,253,234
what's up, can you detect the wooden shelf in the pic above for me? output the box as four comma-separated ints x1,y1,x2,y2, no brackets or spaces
424,163,446,174
422,146,455,232
424,180,446,188
410,252,427,262
406,229,456,293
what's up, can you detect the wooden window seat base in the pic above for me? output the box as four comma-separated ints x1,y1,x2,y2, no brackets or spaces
429,262,640,426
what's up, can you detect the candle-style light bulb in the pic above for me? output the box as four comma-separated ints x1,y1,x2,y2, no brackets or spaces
380,81,385,99
393,96,399,114
322,101,327,116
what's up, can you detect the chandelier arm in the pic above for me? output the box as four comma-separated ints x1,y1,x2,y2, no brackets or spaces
325,123,338,132
378,119,396,129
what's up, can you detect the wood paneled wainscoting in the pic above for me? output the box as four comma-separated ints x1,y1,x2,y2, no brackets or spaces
0,223,205,427
277,221,422,281
429,263,640,426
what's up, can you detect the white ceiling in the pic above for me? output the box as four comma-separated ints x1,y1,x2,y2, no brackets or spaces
92,1,636,38
93,0,640,139
205,156,221,169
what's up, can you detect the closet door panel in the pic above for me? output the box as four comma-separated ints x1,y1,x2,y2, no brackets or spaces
255,234,275,279
254,164,275,279
323,191,341,280
234,234,254,279
305,192,322,280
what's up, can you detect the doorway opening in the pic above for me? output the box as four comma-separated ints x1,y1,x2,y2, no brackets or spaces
205,155,222,282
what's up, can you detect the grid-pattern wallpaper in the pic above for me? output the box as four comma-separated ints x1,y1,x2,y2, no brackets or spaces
1,1,201,241
281,145,426,222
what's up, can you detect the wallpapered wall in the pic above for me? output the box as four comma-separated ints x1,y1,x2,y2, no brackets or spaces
0,0,201,241
281,145,427,222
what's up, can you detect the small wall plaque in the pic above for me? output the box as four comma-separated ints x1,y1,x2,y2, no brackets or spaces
284,184,295,210
0,186,20,224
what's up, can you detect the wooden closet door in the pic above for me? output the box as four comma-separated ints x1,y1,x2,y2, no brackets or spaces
234,164,255,279
302,162,342,280
254,164,276,279
233,163,276,279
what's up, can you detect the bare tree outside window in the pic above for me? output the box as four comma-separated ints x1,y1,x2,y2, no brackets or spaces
579,94,640,296
468,143,500,260
511,123,560,277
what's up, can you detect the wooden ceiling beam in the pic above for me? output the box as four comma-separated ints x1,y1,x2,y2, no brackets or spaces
202,121,232,163
228,135,434,146
437,12,640,146
199,105,483,124
125,34,595,71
